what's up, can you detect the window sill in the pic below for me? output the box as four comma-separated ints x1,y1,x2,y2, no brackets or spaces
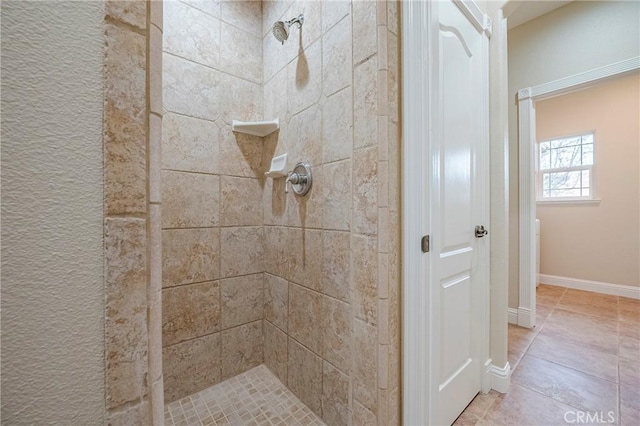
537,198,601,206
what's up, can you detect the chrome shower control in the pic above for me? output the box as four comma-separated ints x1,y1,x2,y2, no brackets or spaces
285,162,312,196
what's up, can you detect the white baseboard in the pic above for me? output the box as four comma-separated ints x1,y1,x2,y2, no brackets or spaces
489,362,511,393
539,274,640,300
507,308,518,325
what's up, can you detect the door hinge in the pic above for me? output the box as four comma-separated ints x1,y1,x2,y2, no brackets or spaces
421,235,430,253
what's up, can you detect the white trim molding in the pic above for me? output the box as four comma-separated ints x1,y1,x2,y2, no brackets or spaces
453,0,493,36
519,57,640,101
507,308,518,325
539,274,640,300
402,0,431,424
489,362,511,394
516,56,640,329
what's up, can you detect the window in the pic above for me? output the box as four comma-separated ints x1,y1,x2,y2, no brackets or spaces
537,132,595,201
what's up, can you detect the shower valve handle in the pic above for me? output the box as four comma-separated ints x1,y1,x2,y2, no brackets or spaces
285,172,306,194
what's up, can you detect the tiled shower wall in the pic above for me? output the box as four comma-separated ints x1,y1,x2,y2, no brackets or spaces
261,1,401,424
160,0,265,403
103,0,164,423
159,0,401,424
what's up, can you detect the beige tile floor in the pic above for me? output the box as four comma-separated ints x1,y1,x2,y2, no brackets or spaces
164,365,326,426
456,285,640,426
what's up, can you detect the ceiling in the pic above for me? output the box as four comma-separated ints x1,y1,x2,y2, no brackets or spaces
504,1,574,30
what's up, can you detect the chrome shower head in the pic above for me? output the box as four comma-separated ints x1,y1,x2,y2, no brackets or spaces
272,14,304,45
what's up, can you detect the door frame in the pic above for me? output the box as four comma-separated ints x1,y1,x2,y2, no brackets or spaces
515,56,640,328
401,1,494,424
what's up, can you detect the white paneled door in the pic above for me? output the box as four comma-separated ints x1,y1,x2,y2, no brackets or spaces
429,1,490,425
402,0,490,423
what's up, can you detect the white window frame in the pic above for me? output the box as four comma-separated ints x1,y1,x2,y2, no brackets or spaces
536,131,597,203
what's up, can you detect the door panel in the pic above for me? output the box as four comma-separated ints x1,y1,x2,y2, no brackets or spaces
430,1,488,425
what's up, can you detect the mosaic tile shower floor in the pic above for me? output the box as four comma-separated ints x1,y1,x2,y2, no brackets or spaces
164,365,326,426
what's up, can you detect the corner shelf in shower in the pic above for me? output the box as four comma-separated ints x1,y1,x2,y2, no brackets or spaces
231,118,279,137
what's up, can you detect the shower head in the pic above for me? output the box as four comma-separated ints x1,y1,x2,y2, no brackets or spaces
272,14,304,45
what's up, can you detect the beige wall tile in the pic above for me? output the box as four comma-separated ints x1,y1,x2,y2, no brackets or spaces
264,68,288,121
219,73,263,125
288,228,323,290
162,113,220,174
297,0,322,49
264,226,288,278
388,386,400,426
353,147,378,235
287,104,322,166
221,320,263,379
378,343,389,389
162,228,220,287
353,57,378,150
378,298,389,345
288,337,323,416
164,1,221,69
162,171,220,228
323,88,353,164
323,160,351,231
378,115,389,161
163,53,222,121
378,252,389,299
289,283,323,355
322,296,352,373
182,0,221,18
149,114,162,204
150,379,164,425
287,40,322,116
220,22,262,84
323,15,352,97
221,176,263,226
105,218,148,409
162,281,221,346
150,0,163,30
263,29,290,83
387,1,398,35
163,332,222,402
264,320,288,385
388,32,399,119
106,400,149,426
263,176,288,226
378,161,389,207
322,0,350,33
219,130,264,178
353,319,378,414
220,0,262,37
353,400,377,426
149,206,163,384
104,24,146,216
352,0,377,64
264,273,289,331
149,25,163,117
220,273,264,329
220,226,264,277
322,230,351,303
378,207,389,253
322,362,350,426
106,0,146,30
352,234,378,325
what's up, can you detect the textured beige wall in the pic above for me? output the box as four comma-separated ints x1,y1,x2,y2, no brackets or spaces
536,72,640,287
160,0,265,403
0,1,105,424
507,0,640,307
